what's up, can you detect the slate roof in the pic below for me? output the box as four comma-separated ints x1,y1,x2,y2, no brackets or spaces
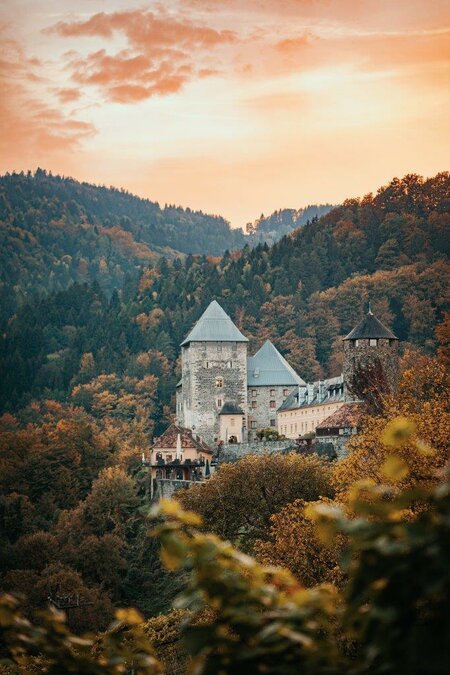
153,423,212,453
344,311,398,341
247,340,305,387
181,300,248,346
278,375,344,412
219,401,245,415
316,403,364,432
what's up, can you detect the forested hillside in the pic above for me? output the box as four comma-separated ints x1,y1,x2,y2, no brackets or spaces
0,173,448,430
246,204,334,245
1,173,449,668
0,170,247,324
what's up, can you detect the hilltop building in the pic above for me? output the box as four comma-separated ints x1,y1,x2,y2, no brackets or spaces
277,376,345,439
247,340,305,436
315,403,364,458
176,301,303,445
146,423,212,482
175,301,399,452
277,308,398,445
343,308,399,397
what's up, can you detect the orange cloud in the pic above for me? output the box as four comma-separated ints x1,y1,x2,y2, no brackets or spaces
56,87,81,103
50,9,236,48
0,37,95,167
47,8,236,103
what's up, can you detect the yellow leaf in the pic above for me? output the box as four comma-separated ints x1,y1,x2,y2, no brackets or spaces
416,440,435,456
382,417,416,448
381,455,409,481
115,608,143,625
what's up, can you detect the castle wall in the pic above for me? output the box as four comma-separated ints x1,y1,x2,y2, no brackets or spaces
180,341,248,445
247,384,297,440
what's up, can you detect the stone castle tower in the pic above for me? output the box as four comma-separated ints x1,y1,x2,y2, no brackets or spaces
343,308,399,399
176,301,248,445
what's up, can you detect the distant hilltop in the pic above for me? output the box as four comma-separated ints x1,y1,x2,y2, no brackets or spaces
246,205,335,245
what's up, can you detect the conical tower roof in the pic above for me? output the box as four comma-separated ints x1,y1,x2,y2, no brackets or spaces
181,300,248,346
344,310,398,341
247,340,305,386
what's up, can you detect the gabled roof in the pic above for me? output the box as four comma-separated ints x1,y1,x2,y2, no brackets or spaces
219,401,245,415
247,340,305,387
344,311,398,341
316,403,364,432
153,423,212,453
181,300,248,346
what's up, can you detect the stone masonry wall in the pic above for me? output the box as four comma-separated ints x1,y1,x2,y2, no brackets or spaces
218,439,296,463
247,384,298,440
152,478,194,501
343,338,399,398
181,341,248,446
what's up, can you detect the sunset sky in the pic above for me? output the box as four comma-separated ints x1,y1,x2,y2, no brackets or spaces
1,0,449,226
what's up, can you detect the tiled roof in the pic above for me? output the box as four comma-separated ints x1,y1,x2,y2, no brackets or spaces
316,403,364,431
181,300,248,346
153,423,212,453
278,375,344,412
344,311,398,340
247,340,305,386
219,401,245,415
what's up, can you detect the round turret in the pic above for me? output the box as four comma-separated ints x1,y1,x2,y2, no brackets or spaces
343,309,399,401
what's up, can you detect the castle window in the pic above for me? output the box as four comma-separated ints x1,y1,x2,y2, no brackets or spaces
251,400,257,409
252,389,257,397
217,399,222,408
283,389,289,396
251,421,257,429
216,377,224,388
355,340,359,346
270,400,276,409
270,389,275,397
370,339,378,346
270,419,276,427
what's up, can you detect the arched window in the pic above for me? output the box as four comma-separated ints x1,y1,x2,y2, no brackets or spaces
216,377,224,388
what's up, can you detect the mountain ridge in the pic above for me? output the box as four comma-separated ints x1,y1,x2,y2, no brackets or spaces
0,169,336,324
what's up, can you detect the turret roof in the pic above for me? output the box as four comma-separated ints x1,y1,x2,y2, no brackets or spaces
247,340,305,386
180,300,248,346
343,311,398,341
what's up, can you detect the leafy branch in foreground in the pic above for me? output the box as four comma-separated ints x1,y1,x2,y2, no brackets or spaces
151,503,342,675
0,597,161,674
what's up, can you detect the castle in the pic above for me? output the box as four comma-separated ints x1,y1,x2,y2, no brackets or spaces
175,300,398,446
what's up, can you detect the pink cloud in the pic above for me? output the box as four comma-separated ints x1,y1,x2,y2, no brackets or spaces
0,37,95,165
46,8,236,103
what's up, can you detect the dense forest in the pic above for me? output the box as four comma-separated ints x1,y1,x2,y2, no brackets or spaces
0,170,246,324
0,171,449,672
0,170,333,325
0,172,448,429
